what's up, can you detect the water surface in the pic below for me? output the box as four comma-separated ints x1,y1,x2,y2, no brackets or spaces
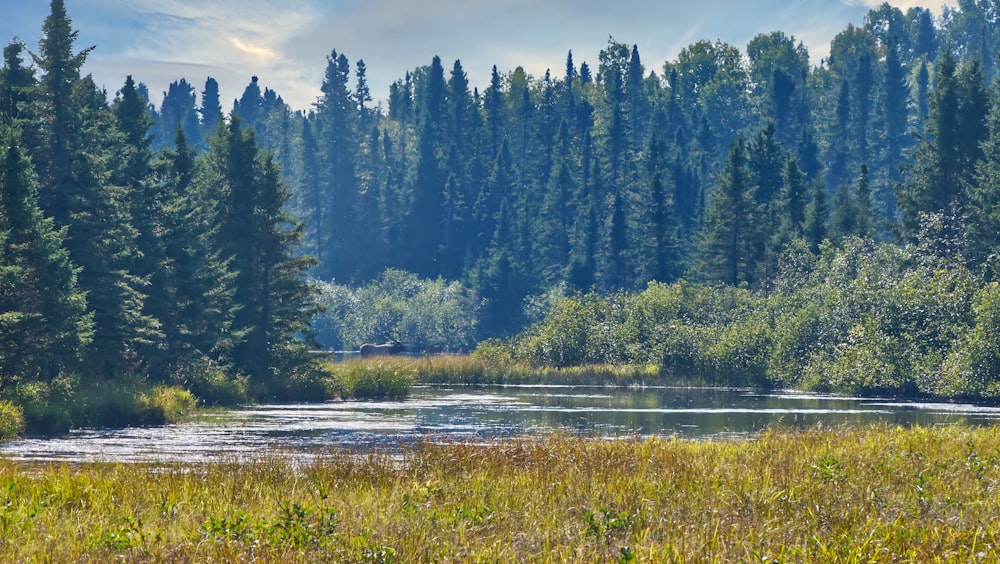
3,385,999,463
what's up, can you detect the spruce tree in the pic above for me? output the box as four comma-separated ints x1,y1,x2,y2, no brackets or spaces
698,139,758,285
0,124,91,384
156,129,239,381
0,41,35,122
31,0,156,378
207,119,320,397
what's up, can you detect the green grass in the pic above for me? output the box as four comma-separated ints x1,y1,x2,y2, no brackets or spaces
323,358,417,400
0,425,998,561
338,354,708,388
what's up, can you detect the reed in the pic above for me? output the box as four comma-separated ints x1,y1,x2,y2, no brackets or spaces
338,354,705,388
1,425,998,561
323,358,416,400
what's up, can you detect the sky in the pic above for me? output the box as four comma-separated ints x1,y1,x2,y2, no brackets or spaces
0,0,957,113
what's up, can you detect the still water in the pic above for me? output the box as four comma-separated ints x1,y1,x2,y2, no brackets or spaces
3,385,1000,463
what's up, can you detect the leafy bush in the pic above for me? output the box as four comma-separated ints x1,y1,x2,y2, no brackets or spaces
0,400,25,440
140,386,197,425
178,357,248,406
494,237,1000,398
313,269,480,353
7,376,76,435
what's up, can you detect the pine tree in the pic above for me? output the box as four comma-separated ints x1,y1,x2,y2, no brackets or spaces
154,78,201,150
898,50,988,241
802,181,828,254
0,41,35,122
31,0,156,378
200,77,223,143
402,115,445,277
606,189,630,290
208,118,320,397
156,129,238,378
883,35,909,208
0,124,91,384
315,50,360,280
699,138,758,285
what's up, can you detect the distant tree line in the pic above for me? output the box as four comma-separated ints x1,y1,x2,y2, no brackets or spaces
144,1,1000,340
6,0,1000,399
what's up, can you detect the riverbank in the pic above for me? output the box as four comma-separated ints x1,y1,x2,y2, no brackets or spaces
0,425,997,561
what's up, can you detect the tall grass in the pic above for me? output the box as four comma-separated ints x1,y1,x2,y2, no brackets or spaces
0,425,998,561
343,354,703,388
323,359,416,400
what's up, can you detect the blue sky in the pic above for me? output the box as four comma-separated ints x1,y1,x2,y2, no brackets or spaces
0,0,954,112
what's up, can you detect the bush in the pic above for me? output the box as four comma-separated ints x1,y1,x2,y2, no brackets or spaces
178,357,248,406
140,386,197,425
0,400,25,440
8,377,76,435
313,269,480,353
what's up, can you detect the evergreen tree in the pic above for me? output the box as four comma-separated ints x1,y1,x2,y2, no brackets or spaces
606,189,630,290
802,181,829,254
200,77,223,142
402,115,445,277
0,41,35,122
898,50,988,241
883,35,910,210
113,76,170,377
208,118,320,397
31,0,156,378
154,78,201,150
314,50,360,280
699,139,758,285
156,129,238,377
969,75,1000,267
0,124,91,384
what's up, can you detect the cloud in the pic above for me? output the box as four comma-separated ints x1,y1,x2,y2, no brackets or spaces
842,0,957,15
1,0,959,112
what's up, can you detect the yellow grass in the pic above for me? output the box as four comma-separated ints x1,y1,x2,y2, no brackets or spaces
1,424,999,561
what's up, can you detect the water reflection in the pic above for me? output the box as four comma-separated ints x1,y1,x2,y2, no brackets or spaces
2,386,1000,463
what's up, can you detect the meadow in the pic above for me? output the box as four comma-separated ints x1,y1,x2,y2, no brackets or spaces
1,424,998,562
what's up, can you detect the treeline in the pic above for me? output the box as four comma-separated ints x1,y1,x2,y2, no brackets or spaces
146,2,1000,341
0,0,320,423
6,0,1000,416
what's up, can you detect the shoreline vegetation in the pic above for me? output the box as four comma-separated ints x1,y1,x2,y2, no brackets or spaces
0,425,997,561
5,351,1000,441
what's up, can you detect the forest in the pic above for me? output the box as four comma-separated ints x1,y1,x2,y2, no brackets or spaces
5,1,1000,434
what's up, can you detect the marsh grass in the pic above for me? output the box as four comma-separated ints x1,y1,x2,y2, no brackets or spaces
345,354,705,388
1,425,999,561
324,359,417,400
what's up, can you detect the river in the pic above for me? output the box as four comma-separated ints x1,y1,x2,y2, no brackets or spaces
2,385,999,463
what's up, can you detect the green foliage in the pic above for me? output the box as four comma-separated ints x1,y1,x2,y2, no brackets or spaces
5,376,76,435
314,269,480,353
140,386,197,425
176,357,248,407
10,0,1000,433
0,400,24,440
324,360,415,400
498,237,1000,397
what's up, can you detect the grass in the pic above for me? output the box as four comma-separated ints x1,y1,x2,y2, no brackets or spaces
0,425,999,561
323,358,417,400
333,354,706,388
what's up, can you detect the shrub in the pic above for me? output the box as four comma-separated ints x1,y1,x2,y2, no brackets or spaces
140,386,197,425
8,377,75,435
178,357,248,406
0,400,25,440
